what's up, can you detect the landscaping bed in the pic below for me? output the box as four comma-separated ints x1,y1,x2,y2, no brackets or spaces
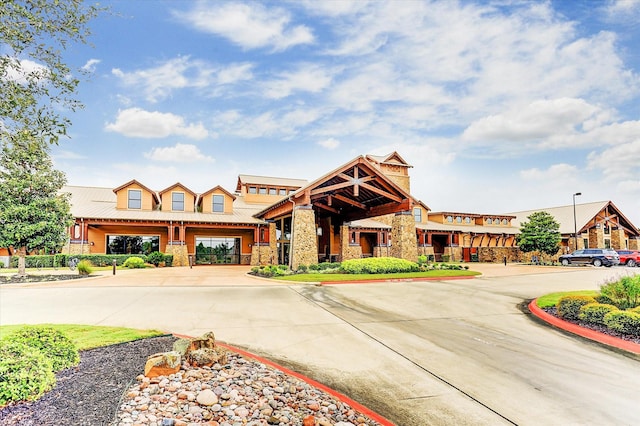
0,274,92,284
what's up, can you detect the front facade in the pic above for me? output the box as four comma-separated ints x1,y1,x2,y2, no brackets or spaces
22,152,638,268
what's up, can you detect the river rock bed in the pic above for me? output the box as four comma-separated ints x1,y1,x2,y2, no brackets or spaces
116,351,382,426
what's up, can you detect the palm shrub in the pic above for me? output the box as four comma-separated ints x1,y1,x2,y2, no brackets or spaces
0,340,56,405
3,326,79,371
578,303,619,326
603,310,640,337
557,295,597,321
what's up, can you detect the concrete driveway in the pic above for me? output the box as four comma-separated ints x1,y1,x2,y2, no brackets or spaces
1,264,639,425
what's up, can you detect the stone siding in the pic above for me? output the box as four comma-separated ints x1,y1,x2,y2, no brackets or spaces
589,228,604,248
250,245,276,266
610,229,625,250
166,245,189,267
630,238,639,250
374,245,393,258
62,243,91,255
340,225,362,261
390,212,418,262
477,247,521,263
290,206,318,270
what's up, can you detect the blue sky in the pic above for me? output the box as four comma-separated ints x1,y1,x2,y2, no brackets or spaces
50,0,640,226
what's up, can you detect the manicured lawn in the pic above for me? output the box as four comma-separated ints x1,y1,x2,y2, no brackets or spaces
535,290,599,308
0,324,166,350
274,269,480,282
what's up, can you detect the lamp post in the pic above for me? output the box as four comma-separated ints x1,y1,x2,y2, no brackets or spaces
573,192,582,251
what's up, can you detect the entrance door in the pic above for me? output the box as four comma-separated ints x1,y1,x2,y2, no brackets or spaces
195,237,241,264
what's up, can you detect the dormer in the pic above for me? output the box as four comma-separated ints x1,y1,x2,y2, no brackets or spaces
365,151,413,193
158,183,197,212
199,185,236,214
235,174,307,204
113,180,159,210
412,200,431,224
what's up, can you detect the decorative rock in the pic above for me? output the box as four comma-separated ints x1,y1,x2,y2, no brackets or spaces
196,389,219,406
145,352,182,378
303,415,316,426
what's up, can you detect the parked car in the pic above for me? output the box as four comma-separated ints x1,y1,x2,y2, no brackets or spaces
616,250,640,267
559,249,620,267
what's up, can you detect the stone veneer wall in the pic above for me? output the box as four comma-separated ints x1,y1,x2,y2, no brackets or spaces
610,229,625,250
250,245,276,266
340,225,363,261
374,245,393,258
477,247,521,263
290,206,318,270
166,245,189,267
630,238,640,250
589,228,604,249
63,243,91,255
391,211,418,262
417,246,435,257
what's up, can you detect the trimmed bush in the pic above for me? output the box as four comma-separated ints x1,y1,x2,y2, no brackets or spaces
123,256,146,268
164,254,173,267
340,257,419,274
4,326,79,371
77,260,94,275
0,340,56,405
557,295,597,321
578,303,619,326
146,251,165,266
603,310,640,337
630,306,640,314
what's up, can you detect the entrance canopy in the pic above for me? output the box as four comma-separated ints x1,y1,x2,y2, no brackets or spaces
255,156,413,222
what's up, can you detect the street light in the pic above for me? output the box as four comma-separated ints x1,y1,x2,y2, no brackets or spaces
573,192,582,251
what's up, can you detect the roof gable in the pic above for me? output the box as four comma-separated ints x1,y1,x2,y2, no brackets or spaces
158,182,197,197
112,179,159,204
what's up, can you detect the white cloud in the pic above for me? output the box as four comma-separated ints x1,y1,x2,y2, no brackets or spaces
175,2,314,51
263,64,333,99
603,0,640,21
212,107,322,139
587,140,640,180
105,108,208,139
3,58,48,83
520,163,579,181
144,143,214,163
217,63,254,84
81,59,101,73
317,138,340,150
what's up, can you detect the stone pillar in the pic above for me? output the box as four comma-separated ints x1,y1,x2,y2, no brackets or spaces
340,224,362,261
250,244,275,266
629,238,639,250
588,227,604,249
391,211,418,262
290,205,318,270
166,245,189,267
610,228,625,250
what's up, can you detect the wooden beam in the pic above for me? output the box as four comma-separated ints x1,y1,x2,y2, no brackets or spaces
364,198,411,218
333,194,367,209
314,202,340,214
310,180,355,195
360,182,403,202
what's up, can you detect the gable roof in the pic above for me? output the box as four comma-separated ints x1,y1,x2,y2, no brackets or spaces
365,151,413,168
158,182,197,197
199,185,237,201
112,179,159,204
236,174,308,191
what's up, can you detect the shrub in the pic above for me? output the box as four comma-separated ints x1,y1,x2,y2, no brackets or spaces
557,295,597,321
297,264,308,273
603,310,640,336
77,260,93,275
0,340,56,405
4,326,79,371
599,275,640,309
123,256,146,269
340,257,419,274
164,254,173,267
629,306,640,314
417,255,428,266
578,303,619,326
0,261,4,268
146,251,165,266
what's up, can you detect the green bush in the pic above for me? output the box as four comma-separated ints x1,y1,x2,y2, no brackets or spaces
77,260,94,275
629,306,640,314
340,257,419,274
557,295,597,321
0,261,4,268
123,256,146,268
578,303,619,326
164,254,173,267
599,275,640,309
603,310,640,336
0,340,56,405
146,251,165,266
4,326,79,371
417,255,428,266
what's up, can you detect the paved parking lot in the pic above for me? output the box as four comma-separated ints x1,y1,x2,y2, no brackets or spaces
1,264,639,425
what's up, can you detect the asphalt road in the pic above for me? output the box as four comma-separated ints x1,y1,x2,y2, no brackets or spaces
1,265,639,425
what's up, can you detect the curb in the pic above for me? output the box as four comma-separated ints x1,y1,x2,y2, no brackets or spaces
174,334,395,425
528,300,640,354
319,275,477,285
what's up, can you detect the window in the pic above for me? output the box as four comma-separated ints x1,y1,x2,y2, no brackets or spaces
279,188,286,196
172,192,184,211
259,187,267,194
212,195,224,212
269,188,277,195
289,189,296,195
486,218,492,225
604,239,611,249
447,215,453,223
502,219,508,225
248,186,257,194
107,235,159,255
583,238,589,249
456,216,462,223
604,226,610,235
465,217,471,224
414,207,422,223
128,189,141,209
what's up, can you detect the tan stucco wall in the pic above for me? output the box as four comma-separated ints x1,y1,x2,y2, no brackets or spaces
115,184,155,210
200,190,234,214
160,188,196,212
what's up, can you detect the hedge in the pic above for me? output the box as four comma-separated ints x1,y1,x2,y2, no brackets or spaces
11,253,174,268
578,303,619,326
556,295,597,321
340,257,419,274
603,310,640,337
0,340,56,405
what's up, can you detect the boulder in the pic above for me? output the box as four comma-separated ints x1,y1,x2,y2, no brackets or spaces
144,351,181,378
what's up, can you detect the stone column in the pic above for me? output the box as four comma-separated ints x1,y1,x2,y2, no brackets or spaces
391,211,418,262
340,224,362,261
588,227,604,248
610,228,625,250
629,238,639,250
290,205,318,270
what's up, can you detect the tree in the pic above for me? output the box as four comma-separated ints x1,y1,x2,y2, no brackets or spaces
1,0,101,146
0,132,73,276
516,211,562,258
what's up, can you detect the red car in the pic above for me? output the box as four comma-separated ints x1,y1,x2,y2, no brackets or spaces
616,250,640,267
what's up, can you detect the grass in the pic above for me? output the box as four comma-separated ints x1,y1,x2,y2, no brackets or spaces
274,269,480,282
536,290,599,308
0,324,167,350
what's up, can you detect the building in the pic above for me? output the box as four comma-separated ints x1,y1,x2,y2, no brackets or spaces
3,152,638,267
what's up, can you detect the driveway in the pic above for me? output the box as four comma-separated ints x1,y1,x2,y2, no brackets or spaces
1,264,639,425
